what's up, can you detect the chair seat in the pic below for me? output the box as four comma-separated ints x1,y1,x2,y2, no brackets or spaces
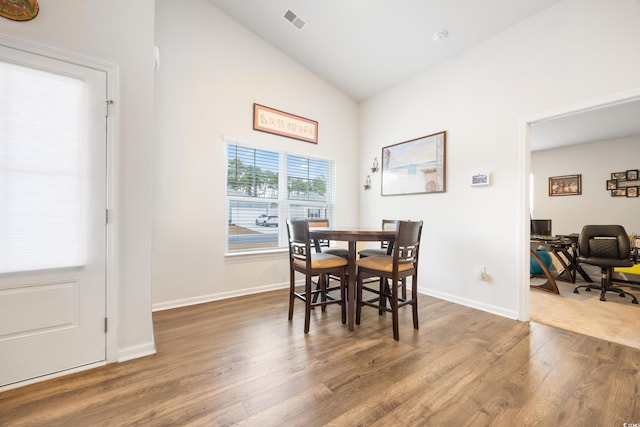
578,256,633,268
358,248,387,258
322,247,349,258
356,255,414,273
294,252,348,269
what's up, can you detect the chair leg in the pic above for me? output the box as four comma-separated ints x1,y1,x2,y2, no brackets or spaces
607,287,640,303
311,278,318,304
599,267,609,302
320,274,328,313
391,279,399,341
573,266,639,304
304,275,312,333
573,284,601,294
288,269,295,321
379,278,388,316
341,270,347,324
356,272,363,325
411,275,419,330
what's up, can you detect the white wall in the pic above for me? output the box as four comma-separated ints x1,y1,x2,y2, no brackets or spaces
152,0,360,307
359,0,640,318
0,1,156,359
532,136,640,235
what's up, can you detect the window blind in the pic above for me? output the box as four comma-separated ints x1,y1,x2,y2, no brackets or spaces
0,60,85,273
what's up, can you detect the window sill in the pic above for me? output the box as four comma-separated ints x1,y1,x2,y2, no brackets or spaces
225,248,288,259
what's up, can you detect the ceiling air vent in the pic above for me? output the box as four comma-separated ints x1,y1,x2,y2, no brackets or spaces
283,9,306,30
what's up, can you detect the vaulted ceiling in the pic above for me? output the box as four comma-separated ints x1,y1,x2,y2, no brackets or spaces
206,0,561,102
206,0,640,149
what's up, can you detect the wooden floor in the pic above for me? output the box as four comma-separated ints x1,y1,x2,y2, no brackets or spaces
2,289,640,426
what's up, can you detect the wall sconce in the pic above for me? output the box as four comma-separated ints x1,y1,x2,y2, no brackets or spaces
364,175,372,190
371,157,379,173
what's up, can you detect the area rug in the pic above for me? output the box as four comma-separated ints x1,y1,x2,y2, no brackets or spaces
530,277,640,350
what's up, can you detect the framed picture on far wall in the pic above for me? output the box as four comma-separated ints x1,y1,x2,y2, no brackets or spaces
381,131,446,196
627,187,638,198
549,174,581,196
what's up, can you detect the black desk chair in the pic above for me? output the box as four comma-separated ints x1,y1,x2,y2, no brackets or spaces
573,225,638,304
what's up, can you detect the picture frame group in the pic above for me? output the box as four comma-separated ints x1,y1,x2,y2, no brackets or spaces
607,169,639,197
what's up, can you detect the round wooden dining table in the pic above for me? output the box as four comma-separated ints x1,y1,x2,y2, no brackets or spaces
309,226,396,330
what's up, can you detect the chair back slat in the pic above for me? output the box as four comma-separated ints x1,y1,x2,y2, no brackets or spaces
380,219,398,250
287,219,312,266
307,219,329,228
393,220,423,270
307,218,331,248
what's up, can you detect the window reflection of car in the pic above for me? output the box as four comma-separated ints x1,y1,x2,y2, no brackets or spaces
264,215,278,227
255,214,268,225
255,214,278,226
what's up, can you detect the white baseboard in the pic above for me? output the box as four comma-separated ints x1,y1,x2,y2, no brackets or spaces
0,361,107,392
153,283,518,320
152,282,289,312
117,341,157,363
418,286,518,320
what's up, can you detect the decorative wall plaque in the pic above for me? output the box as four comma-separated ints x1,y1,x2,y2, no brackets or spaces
0,0,39,21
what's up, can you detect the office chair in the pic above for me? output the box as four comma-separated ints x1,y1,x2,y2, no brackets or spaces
573,225,638,304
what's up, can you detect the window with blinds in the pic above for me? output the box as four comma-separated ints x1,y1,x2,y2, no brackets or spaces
226,140,335,253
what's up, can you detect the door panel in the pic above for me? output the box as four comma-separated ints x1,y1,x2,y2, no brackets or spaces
0,45,107,387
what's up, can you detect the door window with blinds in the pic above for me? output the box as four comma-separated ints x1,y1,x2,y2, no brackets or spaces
226,140,336,253
0,58,86,273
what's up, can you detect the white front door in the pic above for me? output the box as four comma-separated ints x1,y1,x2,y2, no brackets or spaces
0,45,107,387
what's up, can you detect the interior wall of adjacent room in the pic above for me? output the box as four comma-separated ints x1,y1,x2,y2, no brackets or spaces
531,136,640,235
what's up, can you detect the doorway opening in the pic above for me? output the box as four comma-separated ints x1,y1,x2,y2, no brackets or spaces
520,90,640,348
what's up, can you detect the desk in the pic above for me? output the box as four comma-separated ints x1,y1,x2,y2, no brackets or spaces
555,234,593,283
530,238,575,294
309,226,395,331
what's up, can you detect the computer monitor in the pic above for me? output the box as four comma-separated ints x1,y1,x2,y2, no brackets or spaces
531,219,552,236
